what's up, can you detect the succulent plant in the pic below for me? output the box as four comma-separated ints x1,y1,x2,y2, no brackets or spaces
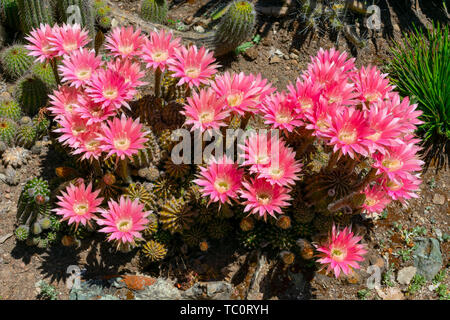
268,226,296,251
276,215,292,230
33,114,50,138
182,225,206,248
56,0,96,39
140,0,168,24
124,182,158,211
238,226,263,249
0,44,33,80
130,128,161,168
164,159,191,179
0,117,17,145
14,225,29,241
313,213,334,233
17,177,51,227
213,0,256,56
17,0,54,35
16,124,37,148
153,177,175,200
137,165,160,182
207,219,232,240
0,0,21,31
38,217,52,230
239,216,254,232
143,212,158,236
2,146,31,168
97,14,111,30
142,240,167,262
31,62,57,89
31,221,42,235
0,99,22,122
14,74,49,117
153,229,171,245
159,197,194,234
293,222,313,238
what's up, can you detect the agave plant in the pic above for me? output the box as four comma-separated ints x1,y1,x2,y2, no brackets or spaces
389,23,450,171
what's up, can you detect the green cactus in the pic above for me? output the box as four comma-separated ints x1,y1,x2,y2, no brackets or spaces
183,225,206,248
267,226,296,251
14,225,30,241
213,0,256,56
17,177,51,227
153,229,171,245
56,0,96,39
142,240,167,262
31,221,42,235
97,14,111,30
143,212,158,236
0,117,17,145
0,0,20,31
31,62,57,89
238,225,263,250
14,74,49,117
93,0,105,9
140,0,167,24
207,219,232,240
124,182,158,211
32,114,50,137
17,124,37,148
17,0,55,35
159,197,194,234
39,217,52,230
1,45,33,80
0,99,22,121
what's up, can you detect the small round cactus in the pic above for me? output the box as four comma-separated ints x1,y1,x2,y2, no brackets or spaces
183,225,206,248
2,146,31,168
17,124,37,148
31,62,57,89
0,117,17,145
0,45,33,80
159,197,194,234
213,0,256,56
14,225,30,241
140,0,168,24
14,74,49,117
39,217,52,230
142,240,167,262
0,99,22,122
17,177,51,227
207,219,232,240
97,14,111,30
31,221,42,235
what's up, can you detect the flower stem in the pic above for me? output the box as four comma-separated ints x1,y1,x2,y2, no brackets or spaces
49,59,61,86
154,68,162,98
240,113,252,130
118,159,132,184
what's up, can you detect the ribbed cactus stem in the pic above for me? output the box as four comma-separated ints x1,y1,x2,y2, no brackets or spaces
17,0,54,35
57,0,96,39
0,0,21,31
140,0,168,24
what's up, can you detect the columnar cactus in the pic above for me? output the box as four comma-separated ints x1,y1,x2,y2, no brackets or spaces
0,99,22,121
140,0,168,24
56,0,96,39
14,74,49,117
0,0,20,31
213,0,256,56
0,44,34,79
17,0,55,35
17,177,51,227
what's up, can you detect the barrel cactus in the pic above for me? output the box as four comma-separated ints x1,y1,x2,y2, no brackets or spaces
14,225,30,241
0,117,17,145
17,0,55,35
16,124,37,148
14,74,49,117
31,62,57,89
140,0,168,24
213,0,256,56
0,99,22,121
0,44,34,80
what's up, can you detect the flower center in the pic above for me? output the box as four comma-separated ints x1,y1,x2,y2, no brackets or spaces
330,246,347,262
117,219,133,232
63,42,78,52
185,67,200,79
73,202,89,215
316,118,330,130
85,139,100,151
382,158,403,171
76,68,92,80
42,44,53,54
113,136,131,151
199,111,214,123
365,197,377,207
269,166,284,179
338,129,357,144
256,192,272,205
103,88,118,100
72,124,87,136
227,92,244,107
366,131,381,142
275,112,293,124
298,98,313,111
118,44,134,55
152,50,169,62
214,179,230,193
255,153,270,165
386,179,403,191
364,92,381,103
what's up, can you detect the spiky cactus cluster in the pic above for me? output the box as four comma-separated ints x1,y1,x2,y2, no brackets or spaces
124,182,158,211
17,0,54,35
0,0,20,31
56,0,96,39
16,124,36,148
14,74,49,117
0,117,17,145
142,240,167,262
140,0,168,24
33,114,50,138
159,197,194,234
14,224,29,241
17,177,51,228
94,0,111,30
213,0,256,56
0,45,33,79
0,99,22,121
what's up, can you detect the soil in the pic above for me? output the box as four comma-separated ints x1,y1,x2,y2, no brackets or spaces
0,0,448,300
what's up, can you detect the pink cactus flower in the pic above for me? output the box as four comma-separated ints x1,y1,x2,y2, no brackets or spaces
25,24,57,62
304,99,336,138
71,129,104,161
54,113,90,148
50,23,90,56
98,114,149,160
261,92,303,132
242,133,285,173
286,78,321,119
142,29,181,71
97,196,151,245
240,177,292,220
315,224,367,278
48,86,82,118
352,65,393,104
75,94,117,125
108,59,147,99
53,182,103,228
313,48,356,74
193,156,244,205
168,45,219,88
181,88,230,132
105,26,145,59
380,174,422,202
59,48,103,88
361,185,391,218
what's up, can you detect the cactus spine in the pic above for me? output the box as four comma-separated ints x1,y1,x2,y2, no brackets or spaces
140,0,168,24
57,0,96,39
17,0,55,35
0,44,34,80
17,124,37,148
0,99,22,121
213,0,256,56
14,74,49,117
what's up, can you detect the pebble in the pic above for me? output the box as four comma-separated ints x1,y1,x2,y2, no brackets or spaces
269,55,282,64
289,52,299,60
397,266,417,285
243,47,258,61
432,194,446,205
193,25,205,33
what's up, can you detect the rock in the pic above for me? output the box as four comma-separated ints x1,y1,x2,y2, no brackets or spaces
289,52,298,60
0,91,10,99
193,25,205,33
269,55,282,64
134,278,182,300
31,144,43,155
243,47,259,61
280,270,308,299
183,281,232,300
0,233,12,244
432,194,446,205
413,238,443,281
376,287,405,300
397,266,417,285
120,275,156,291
